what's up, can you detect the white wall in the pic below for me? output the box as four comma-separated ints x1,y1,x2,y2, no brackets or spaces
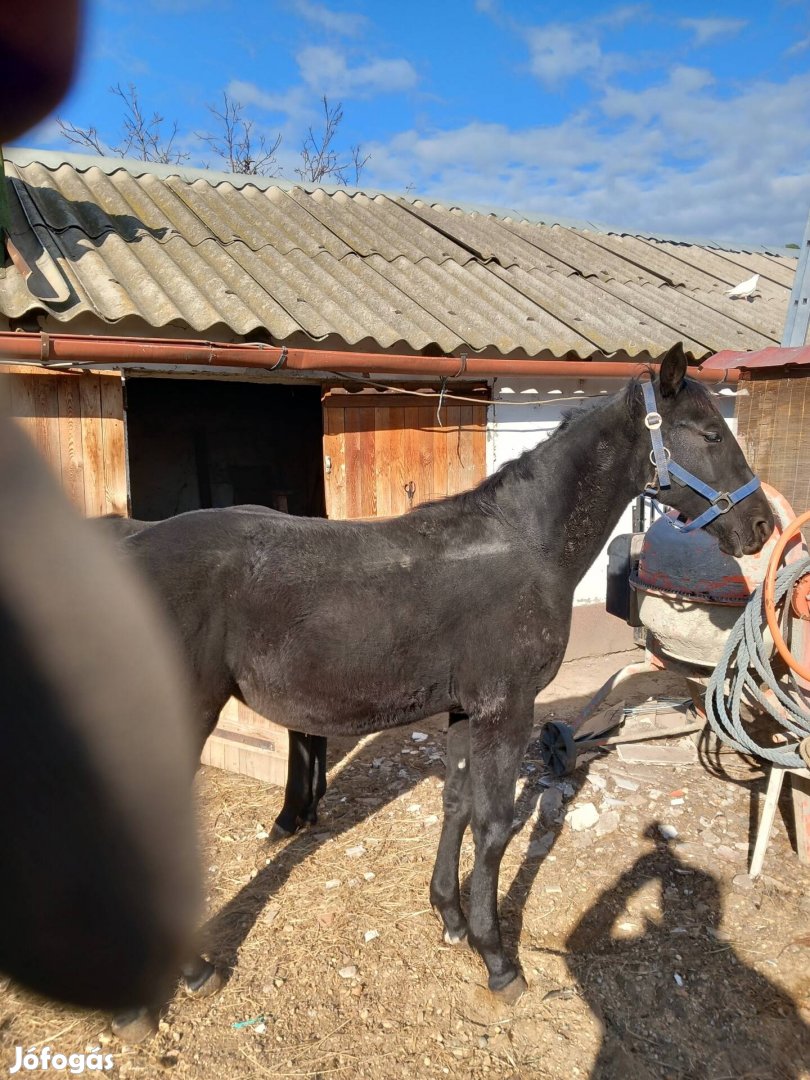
487,377,739,606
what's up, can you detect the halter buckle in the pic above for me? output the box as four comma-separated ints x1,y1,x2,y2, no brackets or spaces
649,446,671,467
712,492,733,514
644,411,663,430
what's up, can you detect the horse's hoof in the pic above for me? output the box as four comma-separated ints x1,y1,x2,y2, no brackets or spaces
269,821,295,843
182,961,223,998
111,1009,158,1043
491,972,528,1005
443,928,468,946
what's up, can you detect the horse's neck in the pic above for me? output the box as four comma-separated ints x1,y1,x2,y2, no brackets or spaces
494,395,644,586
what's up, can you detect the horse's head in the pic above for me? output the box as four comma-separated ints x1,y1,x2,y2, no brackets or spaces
642,343,773,558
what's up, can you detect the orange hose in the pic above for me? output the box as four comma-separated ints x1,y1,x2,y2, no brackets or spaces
763,510,810,682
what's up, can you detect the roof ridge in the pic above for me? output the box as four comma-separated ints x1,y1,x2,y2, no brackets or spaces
4,146,798,258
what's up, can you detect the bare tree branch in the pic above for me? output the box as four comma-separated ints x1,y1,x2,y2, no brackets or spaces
109,83,189,164
56,117,107,155
57,83,189,164
196,93,281,176
56,84,366,184
348,143,371,186
296,96,342,182
296,96,368,185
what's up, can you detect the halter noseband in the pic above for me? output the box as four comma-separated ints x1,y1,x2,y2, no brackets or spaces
641,380,761,533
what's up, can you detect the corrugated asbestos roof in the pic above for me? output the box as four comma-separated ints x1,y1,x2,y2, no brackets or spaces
0,148,797,361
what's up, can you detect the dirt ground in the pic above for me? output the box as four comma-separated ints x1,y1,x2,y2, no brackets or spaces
2,648,810,1079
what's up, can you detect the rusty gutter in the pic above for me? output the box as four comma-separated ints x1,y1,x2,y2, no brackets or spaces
0,332,740,384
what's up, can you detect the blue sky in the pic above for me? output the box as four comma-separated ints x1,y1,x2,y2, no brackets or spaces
19,0,810,246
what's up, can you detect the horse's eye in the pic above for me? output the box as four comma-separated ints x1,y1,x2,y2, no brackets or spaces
704,431,723,443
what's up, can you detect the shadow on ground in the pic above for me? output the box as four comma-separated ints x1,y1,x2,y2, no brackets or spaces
194,658,810,1078
565,828,810,1079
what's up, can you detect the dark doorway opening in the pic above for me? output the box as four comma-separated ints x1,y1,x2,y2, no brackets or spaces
125,378,326,521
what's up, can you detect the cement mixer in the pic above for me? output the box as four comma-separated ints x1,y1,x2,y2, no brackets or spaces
539,483,810,776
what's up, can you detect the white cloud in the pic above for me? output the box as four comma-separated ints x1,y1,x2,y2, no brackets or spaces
679,17,747,46
520,12,640,88
601,65,715,124
361,69,810,248
296,45,418,98
288,0,368,37
594,4,650,29
227,79,310,118
786,34,810,56
525,24,604,86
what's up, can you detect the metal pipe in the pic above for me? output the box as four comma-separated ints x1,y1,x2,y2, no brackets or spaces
0,331,739,383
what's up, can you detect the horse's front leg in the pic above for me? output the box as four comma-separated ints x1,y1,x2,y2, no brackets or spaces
110,955,222,1043
180,954,222,997
467,696,534,1001
430,710,472,944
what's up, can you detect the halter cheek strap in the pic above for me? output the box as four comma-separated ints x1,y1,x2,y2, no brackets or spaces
641,379,761,533
642,381,670,489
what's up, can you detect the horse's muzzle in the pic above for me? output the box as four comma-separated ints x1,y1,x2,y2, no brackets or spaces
718,504,775,558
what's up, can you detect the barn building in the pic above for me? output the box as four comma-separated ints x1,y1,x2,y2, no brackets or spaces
0,147,798,780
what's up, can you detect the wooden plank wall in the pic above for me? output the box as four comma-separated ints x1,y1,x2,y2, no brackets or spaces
1,363,289,785
323,390,488,519
1,365,127,515
736,370,810,515
200,698,289,787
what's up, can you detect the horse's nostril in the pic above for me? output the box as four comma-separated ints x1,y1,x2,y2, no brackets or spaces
755,518,773,542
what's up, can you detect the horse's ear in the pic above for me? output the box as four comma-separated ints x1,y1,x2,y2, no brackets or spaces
657,342,688,398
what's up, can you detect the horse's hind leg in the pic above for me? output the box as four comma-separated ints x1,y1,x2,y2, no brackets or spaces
272,731,315,840
467,697,534,1001
302,735,327,824
430,711,472,945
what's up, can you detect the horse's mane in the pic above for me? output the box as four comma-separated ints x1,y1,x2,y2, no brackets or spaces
413,371,714,523
414,383,634,521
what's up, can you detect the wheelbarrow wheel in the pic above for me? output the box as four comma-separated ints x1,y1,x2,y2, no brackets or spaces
539,720,578,777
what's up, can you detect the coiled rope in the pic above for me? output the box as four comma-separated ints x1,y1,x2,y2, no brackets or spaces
705,557,810,769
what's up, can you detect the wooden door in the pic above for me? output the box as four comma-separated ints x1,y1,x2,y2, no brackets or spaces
322,388,489,519
0,364,127,515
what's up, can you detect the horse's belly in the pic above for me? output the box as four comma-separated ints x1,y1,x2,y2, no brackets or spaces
243,675,451,738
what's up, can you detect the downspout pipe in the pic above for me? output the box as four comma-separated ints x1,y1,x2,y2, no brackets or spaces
0,332,740,384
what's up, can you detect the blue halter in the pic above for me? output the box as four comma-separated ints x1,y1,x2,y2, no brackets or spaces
641,380,761,533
